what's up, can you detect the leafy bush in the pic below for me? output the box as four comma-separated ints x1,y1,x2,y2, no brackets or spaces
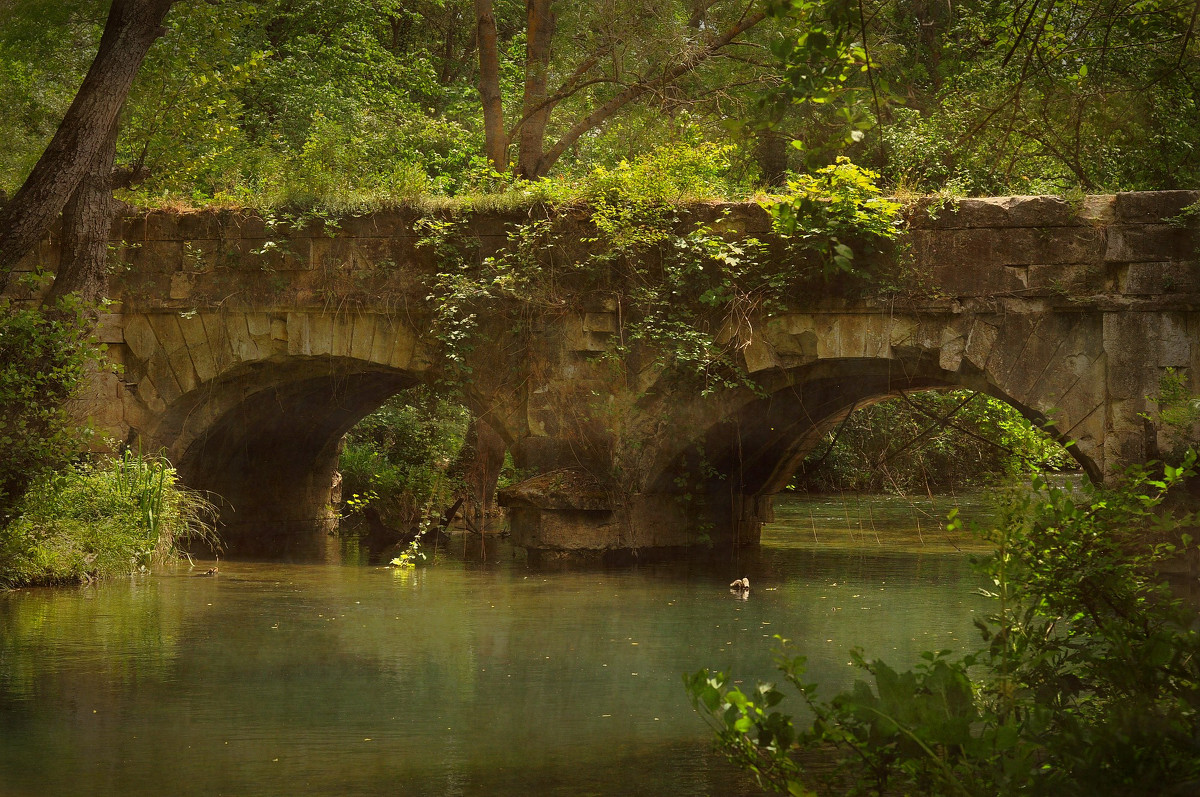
687,455,1200,796
339,388,469,524
769,157,902,281
0,451,217,588
0,297,107,523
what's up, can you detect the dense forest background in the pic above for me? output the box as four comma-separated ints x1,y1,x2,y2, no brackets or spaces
2,0,1197,208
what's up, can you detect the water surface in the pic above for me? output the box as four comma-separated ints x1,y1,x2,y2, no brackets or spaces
0,494,991,796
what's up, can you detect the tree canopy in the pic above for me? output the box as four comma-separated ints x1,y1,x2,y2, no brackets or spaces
0,0,1196,209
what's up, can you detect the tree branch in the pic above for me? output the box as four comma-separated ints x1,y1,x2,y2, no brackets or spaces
535,7,767,176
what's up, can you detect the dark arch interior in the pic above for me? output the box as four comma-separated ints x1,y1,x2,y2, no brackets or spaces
178,366,418,558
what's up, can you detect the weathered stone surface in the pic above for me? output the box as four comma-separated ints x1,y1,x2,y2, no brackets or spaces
11,195,1192,559
499,469,613,512
1112,191,1200,223
913,195,1083,229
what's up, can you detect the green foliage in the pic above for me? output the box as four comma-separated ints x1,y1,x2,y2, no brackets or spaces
0,297,108,522
578,142,740,246
2,0,1197,203
388,534,426,569
339,387,469,524
769,157,901,280
1149,367,1200,464
796,390,1073,494
688,455,1200,795
420,148,900,396
0,452,217,589
869,0,1200,193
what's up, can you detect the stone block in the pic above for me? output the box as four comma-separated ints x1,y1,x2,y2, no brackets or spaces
1121,262,1200,294
367,317,395,365
1103,313,1158,400
122,314,159,360
180,315,219,383
913,195,1082,229
765,322,817,361
271,316,288,342
167,346,200,394
938,333,965,373
141,354,180,407
308,314,334,356
387,327,417,369
174,213,224,241
224,314,259,362
287,313,311,356
200,313,235,370
137,240,184,273
1113,191,1200,223
963,320,999,371
582,312,617,333
148,313,188,354
743,338,781,373
857,315,891,358
229,213,267,240
245,312,271,337
1105,224,1199,263
350,315,376,360
96,314,124,344
886,317,918,350
181,239,219,272
339,212,415,239
331,315,355,357
563,315,609,353
1079,195,1117,224
1158,313,1191,367
169,272,193,299
1025,263,1105,293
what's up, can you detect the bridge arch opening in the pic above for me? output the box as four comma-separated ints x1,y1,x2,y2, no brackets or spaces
146,356,502,559
647,357,1093,547
336,386,507,563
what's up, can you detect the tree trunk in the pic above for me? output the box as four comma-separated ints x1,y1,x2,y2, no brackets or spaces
449,416,507,532
515,0,555,179
45,118,119,306
474,0,509,171
754,128,789,189
0,0,172,291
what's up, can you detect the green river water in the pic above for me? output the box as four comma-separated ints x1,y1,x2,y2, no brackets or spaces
0,494,992,796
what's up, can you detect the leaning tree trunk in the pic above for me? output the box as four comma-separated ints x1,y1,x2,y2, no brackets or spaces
754,128,789,190
0,0,172,290
44,118,119,305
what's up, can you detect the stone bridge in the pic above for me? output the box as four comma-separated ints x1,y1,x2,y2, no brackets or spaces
12,191,1200,559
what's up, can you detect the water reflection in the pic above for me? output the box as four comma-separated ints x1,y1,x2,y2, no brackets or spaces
0,495,992,796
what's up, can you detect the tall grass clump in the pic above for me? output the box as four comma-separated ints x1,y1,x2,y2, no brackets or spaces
0,451,217,589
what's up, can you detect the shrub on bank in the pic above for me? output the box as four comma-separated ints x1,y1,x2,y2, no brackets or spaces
0,452,216,589
0,297,106,524
688,454,1200,796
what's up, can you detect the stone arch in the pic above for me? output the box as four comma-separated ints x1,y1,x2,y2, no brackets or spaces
631,310,1107,545
116,309,453,556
